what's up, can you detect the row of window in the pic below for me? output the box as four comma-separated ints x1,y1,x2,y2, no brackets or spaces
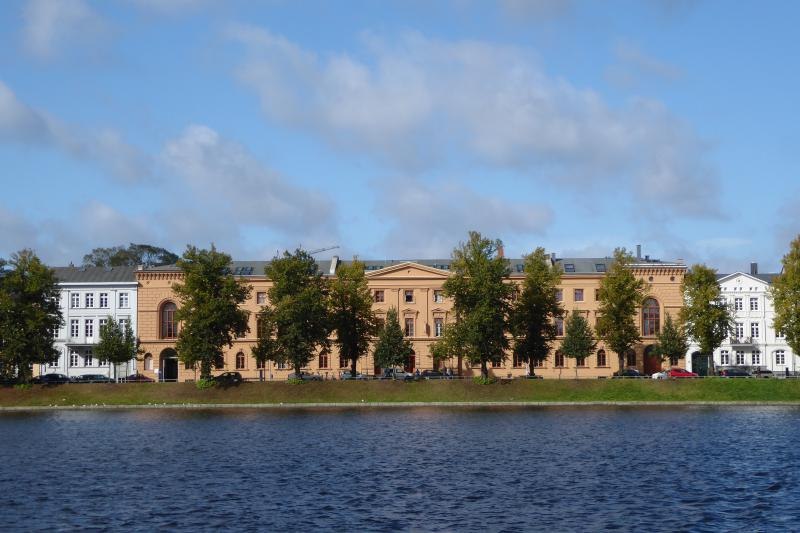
68,292,129,309
372,290,446,304
731,297,761,311
731,322,785,339
48,349,110,367
720,350,786,366
65,318,129,338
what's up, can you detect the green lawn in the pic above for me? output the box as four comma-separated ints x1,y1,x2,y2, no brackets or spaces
3,379,800,407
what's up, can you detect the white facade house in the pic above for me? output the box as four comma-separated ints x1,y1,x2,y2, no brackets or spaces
687,264,797,375
41,266,138,379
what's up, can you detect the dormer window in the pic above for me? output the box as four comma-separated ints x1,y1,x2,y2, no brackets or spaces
564,264,575,273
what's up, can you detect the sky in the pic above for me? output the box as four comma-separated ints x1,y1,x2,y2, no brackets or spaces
0,0,798,272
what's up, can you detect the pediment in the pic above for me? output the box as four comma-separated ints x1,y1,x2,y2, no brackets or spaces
365,262,451,279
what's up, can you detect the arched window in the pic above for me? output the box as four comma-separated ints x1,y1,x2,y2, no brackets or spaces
597,349,606,367
642,298,660,336
626,349,637,367
160,302,178,339
214,354,225,369
143,353,153,371
235,352,245,370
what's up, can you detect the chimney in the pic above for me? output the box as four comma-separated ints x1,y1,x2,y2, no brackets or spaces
498,245,504,258
750,262,758,276
551,251,556,261
329,255,339,275
636,244,642,260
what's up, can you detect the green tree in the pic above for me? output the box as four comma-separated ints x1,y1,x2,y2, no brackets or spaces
83,243,179,268
173,245,251,379
561,311,597,379
651,314,689,366
329,259,377,376
510,247,564,376
771,236,800,357
94,316,140,381
254,250,331,376
595,248,647,373
0,250,63,383
680,264,732,375
373,308,413,370
443,231,513,380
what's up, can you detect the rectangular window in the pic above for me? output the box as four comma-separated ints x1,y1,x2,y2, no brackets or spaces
434,318,444,337
69,353,79,367
491,360,502,368
256,359,265,370
404,318,415,337
319,354,329,369
70,319,79,338
99,292,108,308
750,298,758,311
512,352,523,368
119,318,129,331
119,292,129,308
533,359,544,368
777,328,785,339
71,293,80,308
404,290,414,303
85,319,94,338
373,290,384,303
776,350,786,365
555,289,563,302
339,356,348,369
256,292,267,305
576,358,586,367
735,323,744,339
276,361,287,370
433,290,444,303
597,351,606,367
752,350,761,365
85,293,94,308
734,298,743,311
99,318,108,333
84,349,93,367
595,289,600,301
720,350,729,365
564,264,575,273
736,351,745,365
555,318,564,336
751,323,759,338
595,263,606,273
574,289,584,302
555,352,565,367
626,351,637,367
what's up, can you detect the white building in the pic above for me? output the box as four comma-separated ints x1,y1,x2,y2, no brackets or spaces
687,263,797,375
41,266,138,379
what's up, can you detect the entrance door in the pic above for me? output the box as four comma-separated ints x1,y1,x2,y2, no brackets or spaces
163,358,178,381
691,352,709,376
643,345,661,375
404,352,416,373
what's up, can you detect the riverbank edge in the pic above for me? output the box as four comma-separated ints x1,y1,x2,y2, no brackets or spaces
3,400,800,411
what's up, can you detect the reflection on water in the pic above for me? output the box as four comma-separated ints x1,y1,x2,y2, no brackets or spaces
2,406,800,531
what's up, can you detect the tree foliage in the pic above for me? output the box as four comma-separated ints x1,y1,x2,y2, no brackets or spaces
595,248,647,373
329,259,378,376
373,308,414,370
510,247,563,376
0,250,62,382
651,314,689,365
94,316,140,380
561,311,597,379
83,243,179,268
253,250,331,376
443,231,513,379
680,264,732,371
173,246,251,378
771,235,800,356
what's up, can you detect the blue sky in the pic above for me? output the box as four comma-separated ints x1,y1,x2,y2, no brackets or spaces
1,0,798,272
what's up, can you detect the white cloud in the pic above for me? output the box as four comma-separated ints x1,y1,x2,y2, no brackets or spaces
21,0,108,59
0,80,152,183
226,27,720,218
606,40,683,89
373,177,552,257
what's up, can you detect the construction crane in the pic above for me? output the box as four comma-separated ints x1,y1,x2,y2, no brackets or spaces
308,245,340,255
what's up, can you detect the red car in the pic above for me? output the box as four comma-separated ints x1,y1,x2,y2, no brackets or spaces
668,368,698,378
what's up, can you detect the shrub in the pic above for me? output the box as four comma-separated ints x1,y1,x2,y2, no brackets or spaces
287,377,306,385
473,376,496,385
195,378,216,390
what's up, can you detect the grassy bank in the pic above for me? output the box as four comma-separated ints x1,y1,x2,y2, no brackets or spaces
3,379,800,407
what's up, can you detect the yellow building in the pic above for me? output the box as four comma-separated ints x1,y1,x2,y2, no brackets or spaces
135,254,686,381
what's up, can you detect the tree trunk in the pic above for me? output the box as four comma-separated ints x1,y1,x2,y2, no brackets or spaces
481,359,488,380
200,359,211,380
351,355,358,378
528,357,536,377
619,355,625,375
575,364,578,380
457,354,463,376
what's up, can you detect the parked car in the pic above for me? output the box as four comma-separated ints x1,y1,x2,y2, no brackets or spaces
75,374,114,383
668,368,698,378
718,368,752,378
612,368,643,378
340,371,367,380
32,373,72,384
419,370,445,380
753,368,774,378
379,368,414,381
213,372,243,385
651,370,669,380
287,372,322,382
123,373,154,383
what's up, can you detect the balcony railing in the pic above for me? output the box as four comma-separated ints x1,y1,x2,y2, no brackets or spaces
730,337,755,347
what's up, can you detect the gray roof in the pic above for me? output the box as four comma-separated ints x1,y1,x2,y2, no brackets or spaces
53,265,137,283
140,256,681,277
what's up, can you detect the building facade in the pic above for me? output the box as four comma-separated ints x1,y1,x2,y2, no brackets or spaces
686,265,797,374
135,253,686,382
39,266,138,379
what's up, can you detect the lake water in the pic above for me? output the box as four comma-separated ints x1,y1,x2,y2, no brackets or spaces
2,406,800,531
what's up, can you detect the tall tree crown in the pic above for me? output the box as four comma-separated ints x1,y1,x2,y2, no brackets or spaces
680,263,732,356
771,235,800,354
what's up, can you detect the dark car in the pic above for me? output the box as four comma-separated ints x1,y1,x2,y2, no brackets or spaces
123,373,154,383
719,368,752,378
419,370,445,380
213,372,243,385
75,374,114,383
753,368,774,379
287,372,322,382
612,368,643,379
340,371,367,380
32,373,71,384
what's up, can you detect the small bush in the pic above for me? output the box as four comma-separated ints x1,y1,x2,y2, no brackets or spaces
195,378,216,390
473,376,496,385
14,383,32,391
287,377,306,385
